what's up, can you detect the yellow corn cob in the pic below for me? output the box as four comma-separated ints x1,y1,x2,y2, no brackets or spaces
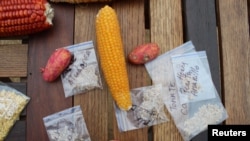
95,5,132,111
50,0,112,4
0,0,54,37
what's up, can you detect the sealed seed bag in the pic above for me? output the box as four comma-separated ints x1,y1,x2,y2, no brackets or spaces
171,51,216,104
144,41,196,137
145,41,196,87
145,43,228,141
61,41,103,97
171,51,228,141
115,84,169,132
0,82,30,140
43,105,91,141
145,41,196,111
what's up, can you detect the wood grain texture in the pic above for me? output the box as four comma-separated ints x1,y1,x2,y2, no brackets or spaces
0,44,27,77
112,0,150,141
150,0,184,141
113,0,151,141
0,40,22,45
26,3,74,141
1,0,250,140
73,3,109,141
217,0,250,124
182,0,220,140
183,0,220,95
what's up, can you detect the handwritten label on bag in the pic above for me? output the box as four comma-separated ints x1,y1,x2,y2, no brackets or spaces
61,41,103,97
114,84,169,132
171,52,216,104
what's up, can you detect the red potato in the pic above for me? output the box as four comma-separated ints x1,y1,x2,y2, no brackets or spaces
128,43,160,64
41,48,72,82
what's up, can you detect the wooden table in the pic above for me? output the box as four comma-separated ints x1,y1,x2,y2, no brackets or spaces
1,0,250,140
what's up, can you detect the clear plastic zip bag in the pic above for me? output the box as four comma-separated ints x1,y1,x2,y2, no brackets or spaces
144,41,196,120
145,42,228,141
115,84,169,132
0,82,30,140
171,51,228,141
43,105,91,141
145,41,196,87
171,51,216,104
61,41,103,97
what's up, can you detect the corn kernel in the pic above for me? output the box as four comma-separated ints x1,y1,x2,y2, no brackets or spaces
0,0,54,37
96,5,132,111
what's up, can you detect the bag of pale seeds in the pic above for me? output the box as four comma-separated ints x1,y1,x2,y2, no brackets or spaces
144,41,196,139
145,41,228,141
61,41,103,97
43,105,91,141
0,82,30,140
115,84,169,132
170,51,228,141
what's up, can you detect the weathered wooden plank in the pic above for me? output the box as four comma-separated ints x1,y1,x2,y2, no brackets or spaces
0,40,22,45
150,0,184,140
26,3,74,141
217,0,250,124
248,0,250,33
5,120,26,141
112,0,150,141
182,0,220,140
183,0,220,95
73,3,109,141
0,44,28,77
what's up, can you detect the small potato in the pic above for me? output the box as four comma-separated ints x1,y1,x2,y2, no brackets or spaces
128,43,160,64
41,48,72,82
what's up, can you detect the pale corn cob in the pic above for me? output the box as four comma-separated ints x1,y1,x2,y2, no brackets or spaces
0,0,54,37
95,5,132,111
50,0,112,4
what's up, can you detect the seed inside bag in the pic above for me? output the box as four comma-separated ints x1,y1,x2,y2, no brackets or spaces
0,84,30,141
61,41,103,97
43,106,91,141
129,85,166,126
145,42,228,141
114,84,168,132
181,104,224,139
